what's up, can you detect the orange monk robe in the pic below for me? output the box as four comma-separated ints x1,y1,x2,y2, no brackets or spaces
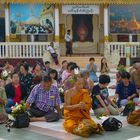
64,89,97,133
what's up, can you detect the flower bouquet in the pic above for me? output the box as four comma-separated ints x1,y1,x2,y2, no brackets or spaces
58,87,64,103
11,102,26,118
1,70,11,81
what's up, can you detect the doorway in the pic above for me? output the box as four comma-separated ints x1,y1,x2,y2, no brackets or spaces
0,18,5,42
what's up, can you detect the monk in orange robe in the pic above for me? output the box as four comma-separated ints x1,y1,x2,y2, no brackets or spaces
63,76,103,137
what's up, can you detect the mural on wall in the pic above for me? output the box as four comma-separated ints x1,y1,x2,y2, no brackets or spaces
10,4,54,35
72,15,93,42
110,5,140,34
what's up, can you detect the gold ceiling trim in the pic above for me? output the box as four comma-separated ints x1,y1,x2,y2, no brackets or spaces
0,0,59,4
60,0,140,5
1,0,140,4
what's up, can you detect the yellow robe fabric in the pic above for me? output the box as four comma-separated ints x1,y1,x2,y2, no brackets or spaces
64,89,97,133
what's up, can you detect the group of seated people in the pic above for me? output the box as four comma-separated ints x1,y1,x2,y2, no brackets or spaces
0,59,140,137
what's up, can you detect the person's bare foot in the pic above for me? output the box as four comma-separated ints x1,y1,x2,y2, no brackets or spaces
30,117,37,122
30,117,46,122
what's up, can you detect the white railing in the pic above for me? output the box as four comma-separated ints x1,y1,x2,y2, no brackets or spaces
0,42,140,59
106,42,140,58
0,42,53,58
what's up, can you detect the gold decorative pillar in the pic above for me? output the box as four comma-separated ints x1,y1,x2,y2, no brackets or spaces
103,4,109,43
125,35,132,66
54,4,60,42
125,43,131,66
5,4,10,42
103,4,109,58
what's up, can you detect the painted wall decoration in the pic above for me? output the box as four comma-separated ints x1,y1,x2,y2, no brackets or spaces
10,4,54,35
110,5,140,34
72,15,93,42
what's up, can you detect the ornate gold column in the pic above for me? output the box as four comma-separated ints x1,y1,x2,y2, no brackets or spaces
54,4,60,42
5,3,10,42
103,4,109,43
125,35,133,66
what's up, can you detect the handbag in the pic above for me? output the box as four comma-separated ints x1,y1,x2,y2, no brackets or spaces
102,117,122,131
14,113,29,128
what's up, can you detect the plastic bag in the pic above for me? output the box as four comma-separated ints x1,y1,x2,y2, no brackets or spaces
73,119,104,137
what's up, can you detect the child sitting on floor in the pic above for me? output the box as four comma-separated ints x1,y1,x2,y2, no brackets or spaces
91,75,119,116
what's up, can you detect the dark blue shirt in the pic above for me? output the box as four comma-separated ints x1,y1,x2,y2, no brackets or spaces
115,81,137,100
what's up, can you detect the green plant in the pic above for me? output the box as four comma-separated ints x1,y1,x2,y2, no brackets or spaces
127,100,135,109
117,65,127,73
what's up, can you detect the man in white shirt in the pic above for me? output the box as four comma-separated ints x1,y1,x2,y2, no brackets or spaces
47,42,59,65
47,45,56,54
64,30,72,56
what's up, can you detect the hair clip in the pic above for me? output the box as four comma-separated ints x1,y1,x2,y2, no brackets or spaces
74,68,79,75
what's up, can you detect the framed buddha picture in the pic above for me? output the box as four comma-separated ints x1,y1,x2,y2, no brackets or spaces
72,15,93,42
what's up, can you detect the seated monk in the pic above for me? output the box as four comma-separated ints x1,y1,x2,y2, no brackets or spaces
63,76,103,137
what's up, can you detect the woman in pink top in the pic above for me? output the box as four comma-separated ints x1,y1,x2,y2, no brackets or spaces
61,62,76,83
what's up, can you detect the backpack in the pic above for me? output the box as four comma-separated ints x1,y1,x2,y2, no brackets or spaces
102,117,122,131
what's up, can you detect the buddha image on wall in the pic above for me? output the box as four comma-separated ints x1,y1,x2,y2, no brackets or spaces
72,15,93,42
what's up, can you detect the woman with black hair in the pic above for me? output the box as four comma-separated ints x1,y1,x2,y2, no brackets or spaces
63,64,80,91
32,63,43,76
100,57,110,75
61,62,77,83
19,64,33,94
48,69,58,87
86,57,98,82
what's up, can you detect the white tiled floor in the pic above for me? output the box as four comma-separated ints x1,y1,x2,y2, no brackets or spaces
30,115,127,135
30,73,140,140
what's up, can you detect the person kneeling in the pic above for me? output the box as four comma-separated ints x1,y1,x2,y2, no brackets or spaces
64,76,103,137
26,76,61,122
92,75,119,116
115,72,139,107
